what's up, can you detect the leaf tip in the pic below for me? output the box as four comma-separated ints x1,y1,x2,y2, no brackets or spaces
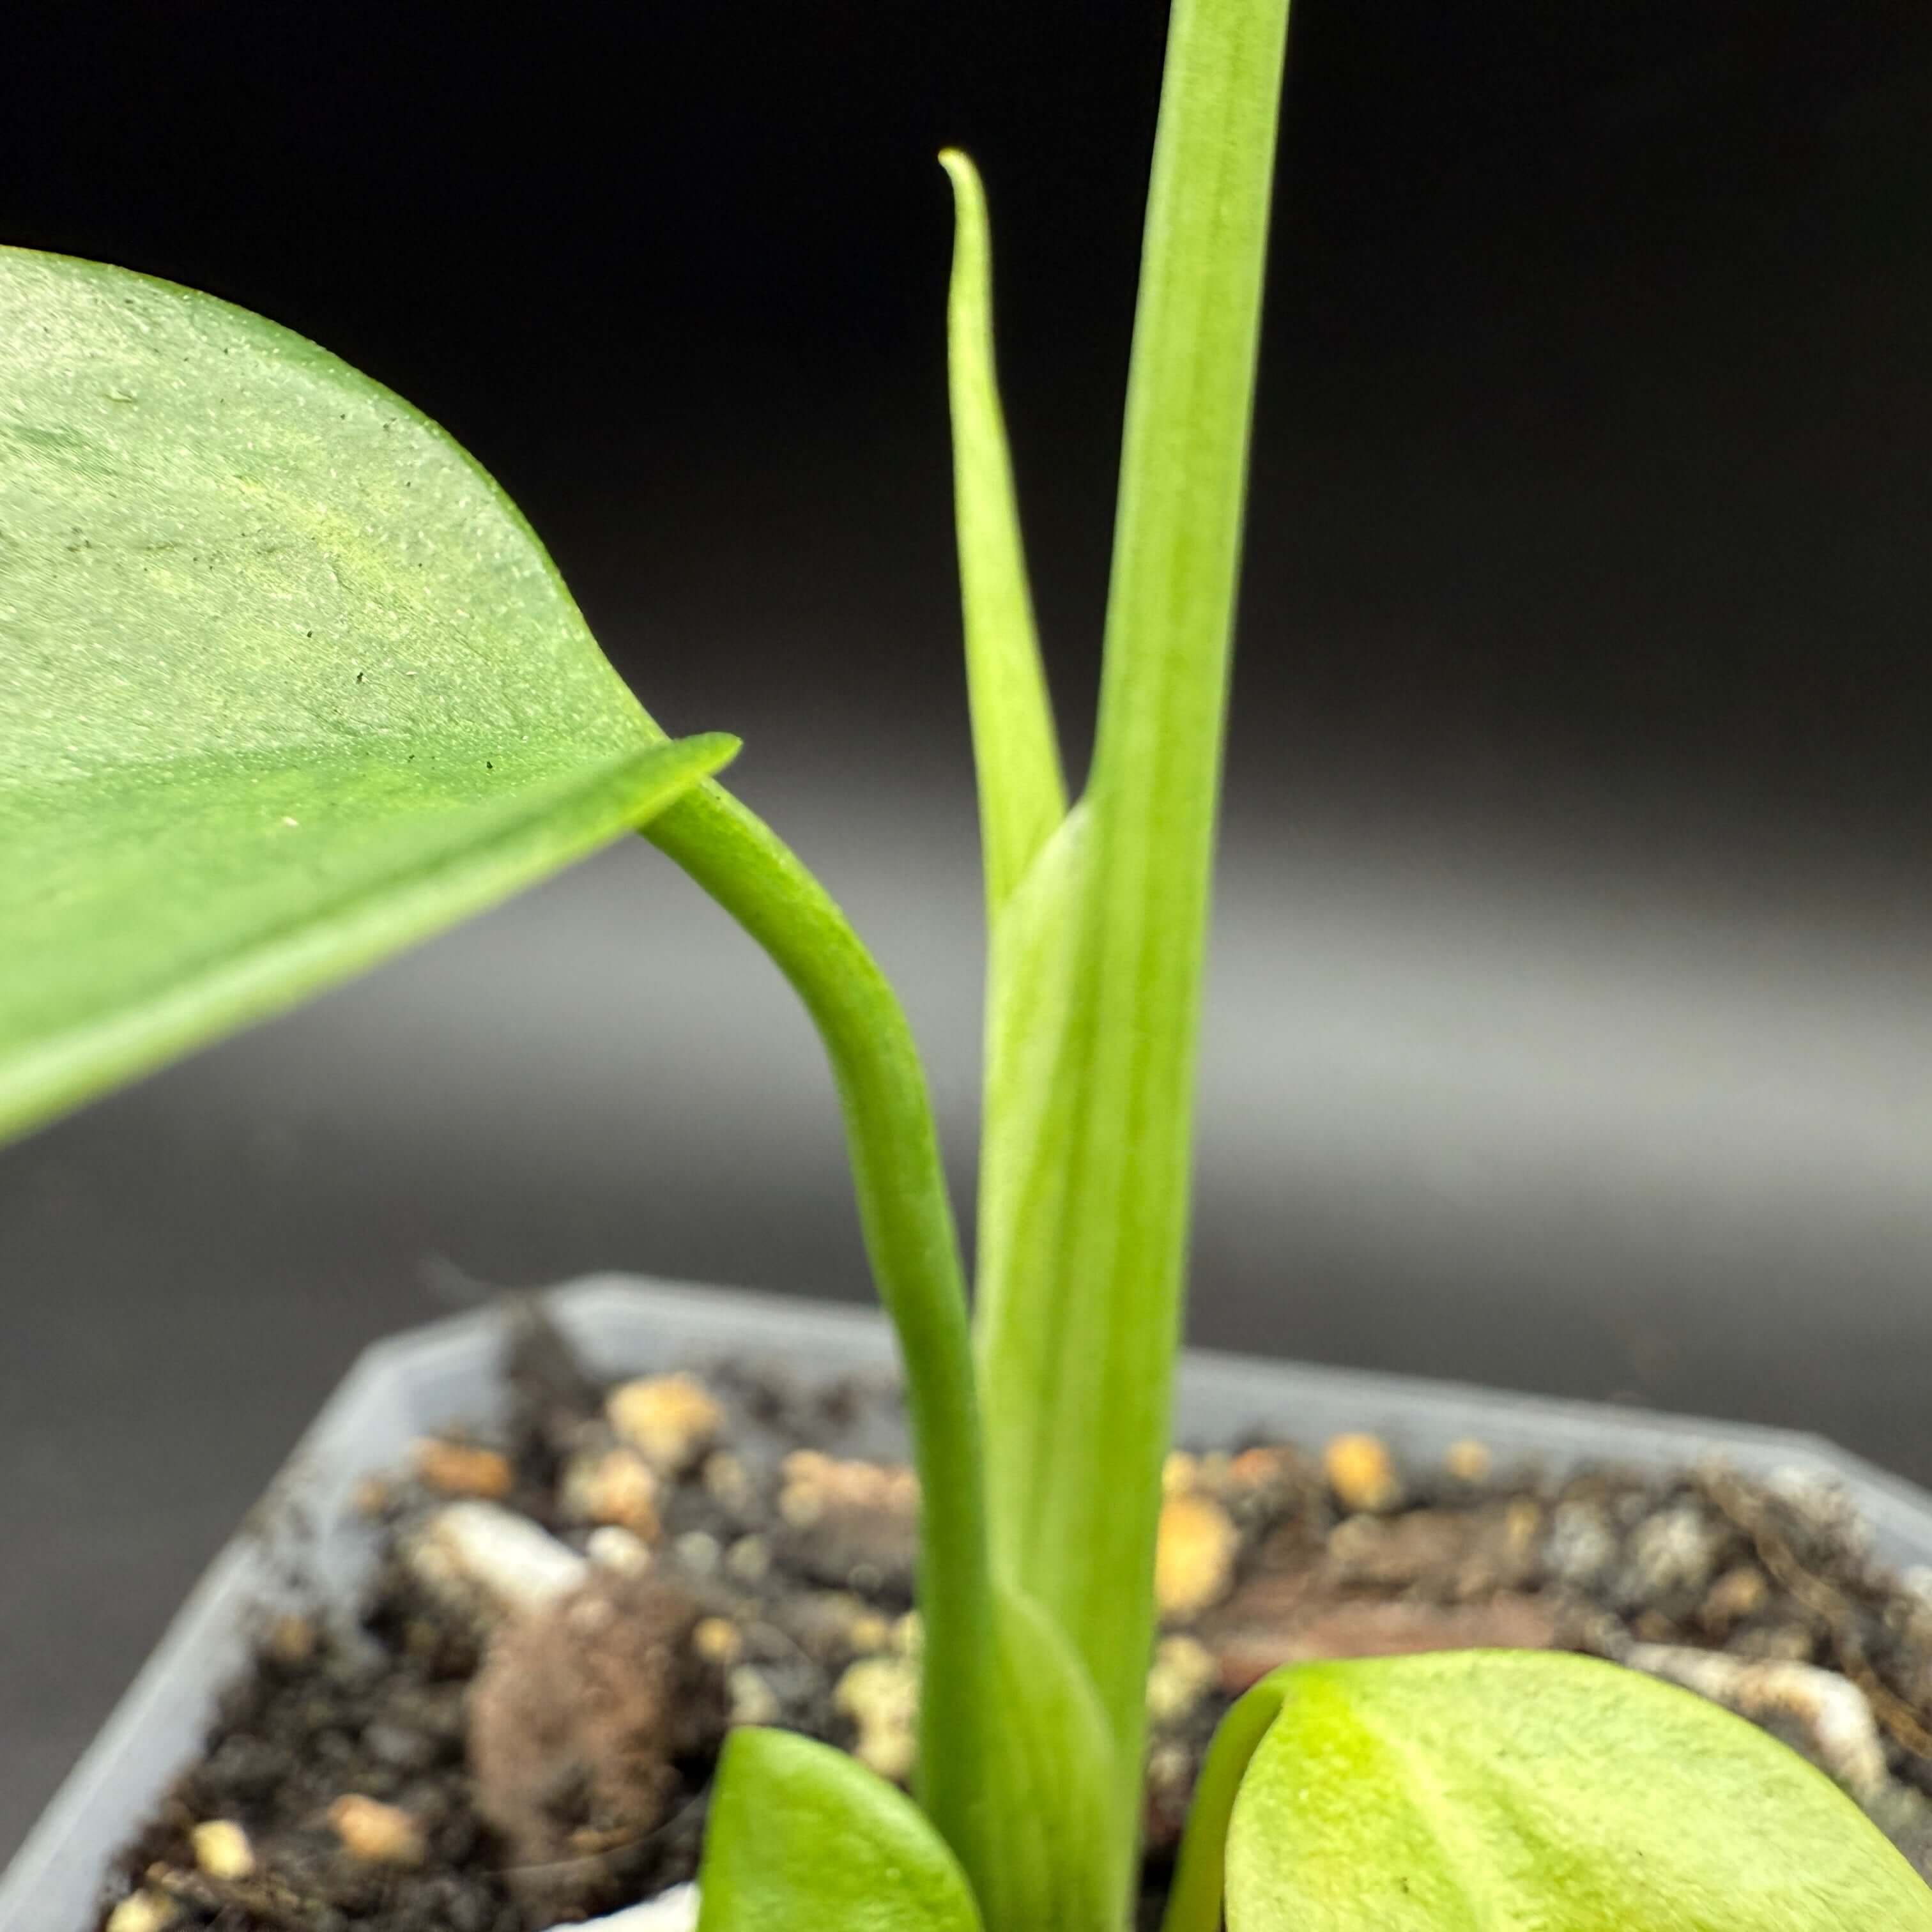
687,730,744,774
937,147,984,212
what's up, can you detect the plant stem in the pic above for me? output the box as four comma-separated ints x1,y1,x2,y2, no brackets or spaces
974,0,1292,1890
641,781,1000,1899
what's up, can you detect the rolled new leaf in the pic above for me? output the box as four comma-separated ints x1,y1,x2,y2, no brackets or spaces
1211,1651,1932,1930
972,0,1295,1902
696,1727,985,1932
940,147,1065,923
0,247,733,1141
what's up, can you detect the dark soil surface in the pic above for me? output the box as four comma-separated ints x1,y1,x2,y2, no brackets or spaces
101,1305,1932,1929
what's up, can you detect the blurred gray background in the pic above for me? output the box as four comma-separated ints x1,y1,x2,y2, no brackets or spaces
4,0,1931,1862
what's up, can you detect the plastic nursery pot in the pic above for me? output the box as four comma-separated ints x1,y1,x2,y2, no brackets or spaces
9,1275,1932,1932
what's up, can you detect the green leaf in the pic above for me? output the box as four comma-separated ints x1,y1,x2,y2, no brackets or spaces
696,1728,985,1932
970,0,1293,1896
969,806,1135,1931
0,246,734,1142
973,800,1089,1445
939,148,1065,921
941,153,1114,1926
973,1580,1119,1932
1218,1652,1932,1931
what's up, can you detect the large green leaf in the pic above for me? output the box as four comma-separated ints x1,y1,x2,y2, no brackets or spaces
0,247,734,1141
696,1728,985,1932
1202,1652,1932,1931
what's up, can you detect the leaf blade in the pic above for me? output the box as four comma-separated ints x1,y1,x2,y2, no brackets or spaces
1225,1652,1932,1931
974,1579,1119,1932
2,737,735,1140
696,1728,985,1932
970,0,1293,1888
0,245,726,1141
972,800,1090,1473
940,150,1066,921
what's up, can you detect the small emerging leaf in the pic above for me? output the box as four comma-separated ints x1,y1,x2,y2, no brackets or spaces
1222,1652,1932,1930
939,148,1064,923
696,1728,984,1932
0,247,730,1141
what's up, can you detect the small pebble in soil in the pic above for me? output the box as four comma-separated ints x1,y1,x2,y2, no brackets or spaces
562,1446,664,1540
364,1716,439,1772
188,1818,254,1880
835,1654,919,1784
1700,1563,1772,1634
330,1793,427,1867
675,1529,723,1575
1624,1502,1728,1603
723,1533,769,1583
1146,1635,1218,1724
1546,1497,1619,1588
406,1500,588,1626
105,1891,177,1932
353,1473,396,1518
607,1375,724,1475
413,1439,516,1501
693,1616,744,1666
847,1607,893,1652
728,1663,781,1727
777,1452,919,1593
1146,1738,1197,1850
1322,1432,1400,1513
779,1452,919,1529
703,1452,756,1515
588,1524,654,1575
1225,1444,1308,1492
1155,1491,1239,1621
265,1613,316,1667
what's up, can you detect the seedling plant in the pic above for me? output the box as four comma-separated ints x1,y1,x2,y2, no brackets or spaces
4,0,1929,1925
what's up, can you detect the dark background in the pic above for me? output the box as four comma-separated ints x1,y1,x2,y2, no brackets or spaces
5,0,1931,1860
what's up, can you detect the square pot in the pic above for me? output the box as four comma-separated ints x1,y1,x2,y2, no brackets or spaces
8,1273,1932,1931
